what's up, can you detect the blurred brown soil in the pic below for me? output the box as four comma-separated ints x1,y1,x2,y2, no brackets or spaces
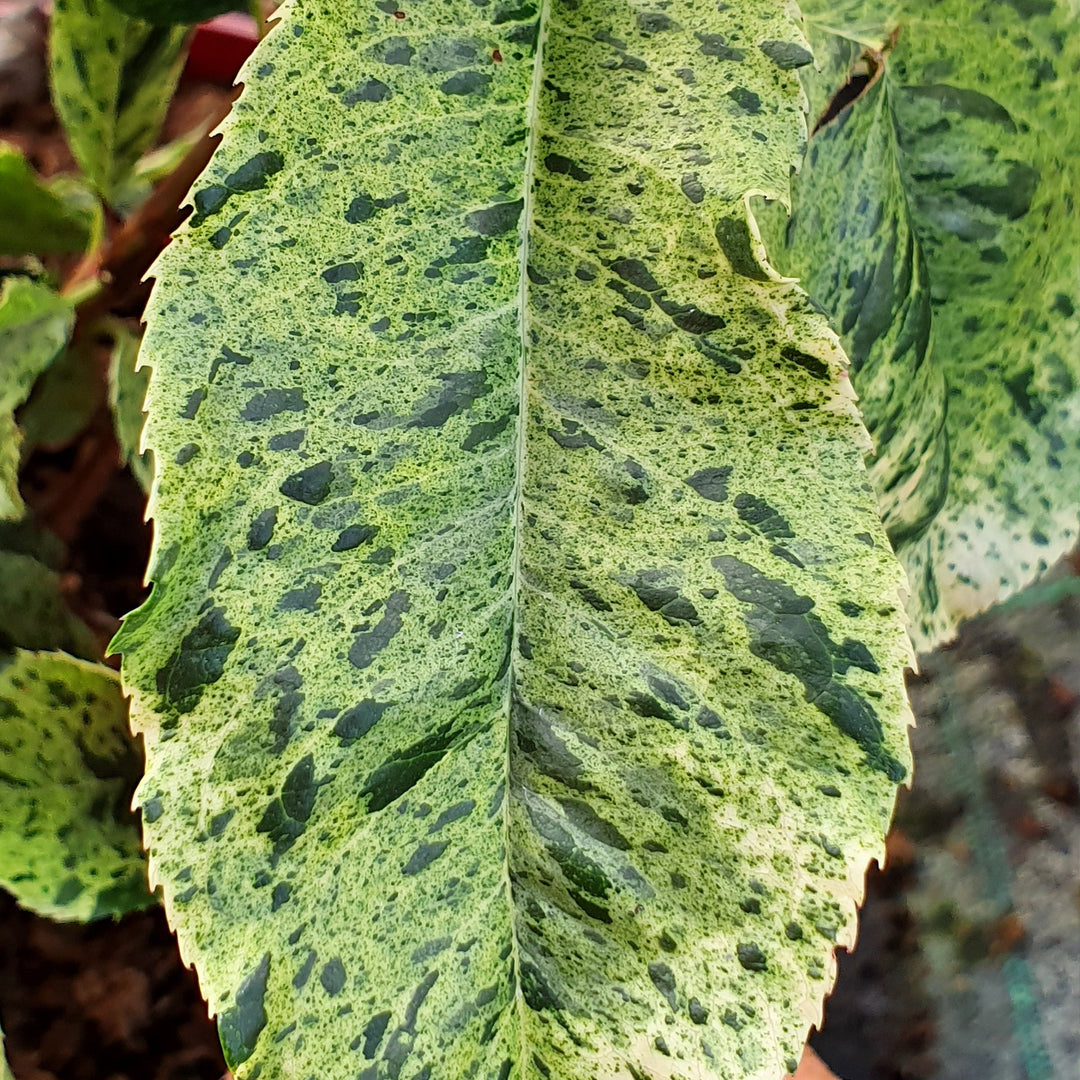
0,892,225,1080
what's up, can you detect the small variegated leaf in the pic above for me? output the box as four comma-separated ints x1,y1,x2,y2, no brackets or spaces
770,0,1080,650
0,550,100,659
0,279,73,521
107,321,153,491
115,1,913,1078
0,142,98,256
107,0,246,27
0,649,150,921
50,0,189,205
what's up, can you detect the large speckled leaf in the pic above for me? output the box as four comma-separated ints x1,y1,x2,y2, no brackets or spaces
0,142,98,256
0,649,150,920
50,0,189,206
766,0,1080,650
115,1,913,1077
0,279,74,522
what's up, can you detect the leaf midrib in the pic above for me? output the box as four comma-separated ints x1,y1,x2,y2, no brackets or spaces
504,0,551,1064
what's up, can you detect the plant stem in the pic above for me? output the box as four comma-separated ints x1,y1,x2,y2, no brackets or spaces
62,274,104,308
251,0,267,39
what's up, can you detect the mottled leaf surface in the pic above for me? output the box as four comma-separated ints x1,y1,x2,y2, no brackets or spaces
0,649,150,920
50,0,188,205
768,0,1080,650
0,279,73,521
116,1,913,1077
0,142,97,256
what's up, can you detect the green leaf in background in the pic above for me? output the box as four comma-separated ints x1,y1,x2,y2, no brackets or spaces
0,278,74,522
0,550,100,658
110,121,213,217
0,649,150,921
21,320,149,459
767,0,1080,650
50,0,189,206
0,142,99,256
106,0,246,28
0,517,66,570
20,335,107,453
115,1,913,1077
107,320,153,491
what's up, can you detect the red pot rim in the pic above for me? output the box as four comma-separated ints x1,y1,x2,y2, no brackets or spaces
185,12,259,86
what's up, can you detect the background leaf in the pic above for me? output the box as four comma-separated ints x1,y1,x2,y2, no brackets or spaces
50,0,189,206
19,335,107,453
107,321,153,491
0,550,100,658
109,121,214,217
116,1,913,1077
0,1024,12,1080
0,142,98,256
767,0,1080,650
106,0,247,28
0,516,66,571
0,649,150,921
0,279,74,522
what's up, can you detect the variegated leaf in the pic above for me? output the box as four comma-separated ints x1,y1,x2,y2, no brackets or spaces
0,649,150,921
767,0,1080,650
0,141,98,256
0,279,73,522
50,0,189,205
115,1,913,1078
